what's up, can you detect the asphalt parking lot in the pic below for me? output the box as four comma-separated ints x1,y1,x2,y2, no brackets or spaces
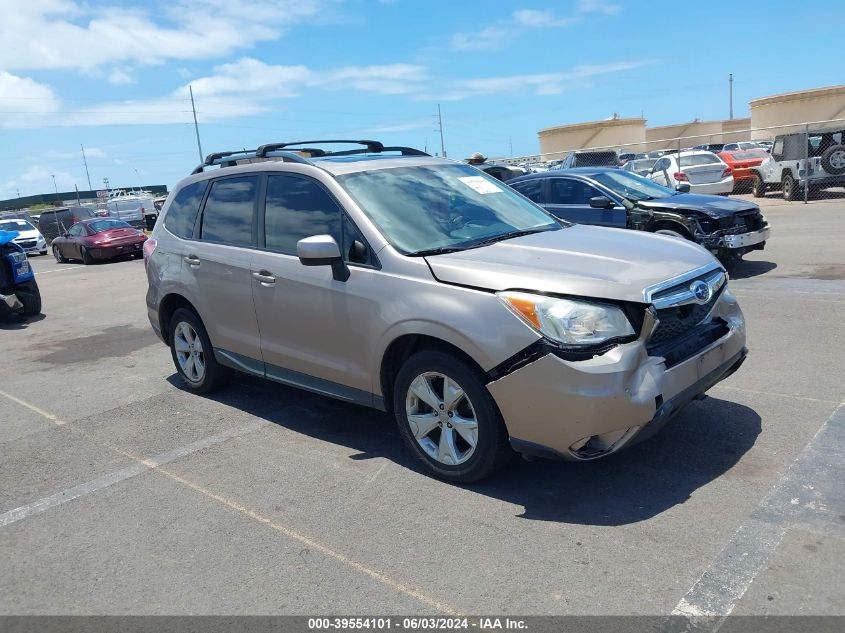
1,193,843,618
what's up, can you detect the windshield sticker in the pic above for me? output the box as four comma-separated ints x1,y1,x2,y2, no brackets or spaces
458,176,503,194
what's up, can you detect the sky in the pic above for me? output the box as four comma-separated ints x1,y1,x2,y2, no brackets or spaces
1,0,842,199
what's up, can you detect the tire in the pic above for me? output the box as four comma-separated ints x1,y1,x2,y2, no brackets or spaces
820,144,845,175
39,249,47,256
752,174,767,198
168,308,233,393
53,245,66,263
782,173,798,201
18,279,42,316
393,350,512,483
655,228,686,240
81,246,94,265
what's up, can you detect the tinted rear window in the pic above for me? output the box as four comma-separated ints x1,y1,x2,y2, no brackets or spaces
164,180,208,238
730,150,768,160
511,179,544,203
200,176,257,246
678,153,722,166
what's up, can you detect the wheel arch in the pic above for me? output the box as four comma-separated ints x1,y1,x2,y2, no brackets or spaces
158,293,201,344
649,219,694,240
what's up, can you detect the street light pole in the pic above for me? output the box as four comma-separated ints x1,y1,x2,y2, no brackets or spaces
51,174,61,236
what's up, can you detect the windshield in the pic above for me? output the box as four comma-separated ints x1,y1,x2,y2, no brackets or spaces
0,219,35,231
89,219,131,233
337,164,561,254
589,170,675,201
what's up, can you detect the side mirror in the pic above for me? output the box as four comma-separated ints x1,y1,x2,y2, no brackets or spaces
63,232,70,238
589,196,614,209
675,183,691,193
297,235,349,282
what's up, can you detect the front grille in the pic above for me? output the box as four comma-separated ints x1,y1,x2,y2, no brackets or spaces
718,210,764,232
18,240,36,248
647,285,725,366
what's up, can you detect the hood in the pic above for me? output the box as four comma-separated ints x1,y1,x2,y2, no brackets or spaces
0,230,20,246
11,228,41,241
425,225,718,303
638,193,759,218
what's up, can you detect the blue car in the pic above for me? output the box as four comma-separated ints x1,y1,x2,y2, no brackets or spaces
0,229,42,318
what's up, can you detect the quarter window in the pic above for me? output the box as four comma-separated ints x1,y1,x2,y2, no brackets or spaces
264,175,341,255
164,180,208,239
200,176,257,246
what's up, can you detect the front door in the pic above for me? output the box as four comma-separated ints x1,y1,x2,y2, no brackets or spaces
543,177,626,227
250,173,380,402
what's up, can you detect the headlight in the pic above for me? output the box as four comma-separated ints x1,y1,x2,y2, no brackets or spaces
498,291,635,346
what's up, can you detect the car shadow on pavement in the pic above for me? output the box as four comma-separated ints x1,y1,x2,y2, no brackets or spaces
727,259,777,279
168,374,760,526
0,312,46,330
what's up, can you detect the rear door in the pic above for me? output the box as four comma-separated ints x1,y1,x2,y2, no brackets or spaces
250,173,380,400
182,174,263,367
543,177,626,227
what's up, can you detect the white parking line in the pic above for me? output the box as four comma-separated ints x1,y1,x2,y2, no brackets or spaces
35,267,85,274
0,420,269,528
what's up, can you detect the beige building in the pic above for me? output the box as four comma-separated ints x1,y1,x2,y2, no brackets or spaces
538,117,646,159
645,118,751,150
750,84,845,139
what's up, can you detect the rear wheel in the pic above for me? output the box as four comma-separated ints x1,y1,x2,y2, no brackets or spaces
168,308,232,393
752,174,767,197
393,350,512,483
81,246,94,265
52,245,66,263
782,173,798,201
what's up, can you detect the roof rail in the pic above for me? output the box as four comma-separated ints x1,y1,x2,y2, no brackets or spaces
255,139,385,157
191,149,314,174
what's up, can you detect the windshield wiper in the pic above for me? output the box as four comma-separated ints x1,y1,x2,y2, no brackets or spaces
463,226,558,249
409,245,470,257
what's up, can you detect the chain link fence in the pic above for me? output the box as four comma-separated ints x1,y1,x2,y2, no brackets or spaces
487,118,845,202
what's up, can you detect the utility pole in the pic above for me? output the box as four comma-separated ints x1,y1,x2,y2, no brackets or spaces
51,175,61,236
80,144,93,190
189,85,204,163
103,176,110,194
729,73,734,120
437,104,446,158
509,137,513,157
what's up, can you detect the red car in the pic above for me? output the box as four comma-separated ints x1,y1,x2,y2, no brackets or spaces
51,218,147,264
718,149,769,191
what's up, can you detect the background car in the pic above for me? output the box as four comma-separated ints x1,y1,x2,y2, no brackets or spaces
37,206,97,242
756,140,774,152
718,149,770,192
722,142,762,151
648,150,733,195
553,150,620,169
51,218,147,264
622,158,657,176
507,167,768,265
0,217,47,256
691,143,726,153
0,230,41,319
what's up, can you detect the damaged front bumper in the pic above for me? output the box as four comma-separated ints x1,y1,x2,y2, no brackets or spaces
700,225,770,251
487,290,747,461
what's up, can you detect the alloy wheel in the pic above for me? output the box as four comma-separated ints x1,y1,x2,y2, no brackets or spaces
173,321,205,383
405,372,478,466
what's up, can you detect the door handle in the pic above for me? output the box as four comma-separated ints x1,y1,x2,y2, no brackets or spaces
184,254,201,267
252,270,276,286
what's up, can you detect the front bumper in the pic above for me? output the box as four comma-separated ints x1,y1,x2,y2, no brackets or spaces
488,292,746,460
722,226,770,249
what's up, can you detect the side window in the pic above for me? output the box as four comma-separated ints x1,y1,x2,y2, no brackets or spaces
771,138,784,160
200,176,257,246
68,224,86,237
264,175,341,255
548,179,601,205
511,179,544,203
165,180,209,238
654,158,670,172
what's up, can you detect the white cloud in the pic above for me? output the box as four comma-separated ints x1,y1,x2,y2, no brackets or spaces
176,67,192,79
512,10,575,28
450,26,510,52
363,119,432,133
108,68,135,85
578,0,622,16
0,71,61,128
0,0,325,72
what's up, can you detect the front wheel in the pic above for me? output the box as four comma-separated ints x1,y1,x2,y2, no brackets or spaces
168,308,232,393
53,245,66,263
655,228,686,239
393,350,512,483
17,279,42,316
752,175,767,198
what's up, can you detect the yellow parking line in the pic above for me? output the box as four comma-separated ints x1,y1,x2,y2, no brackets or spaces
0,389,65,425
0,389,459,615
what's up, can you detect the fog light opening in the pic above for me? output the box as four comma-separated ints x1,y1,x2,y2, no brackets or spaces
569,426,641,460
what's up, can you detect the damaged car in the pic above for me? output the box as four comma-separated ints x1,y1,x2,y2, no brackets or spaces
1,229,42,319
508,167,769,265
146,140,748,483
